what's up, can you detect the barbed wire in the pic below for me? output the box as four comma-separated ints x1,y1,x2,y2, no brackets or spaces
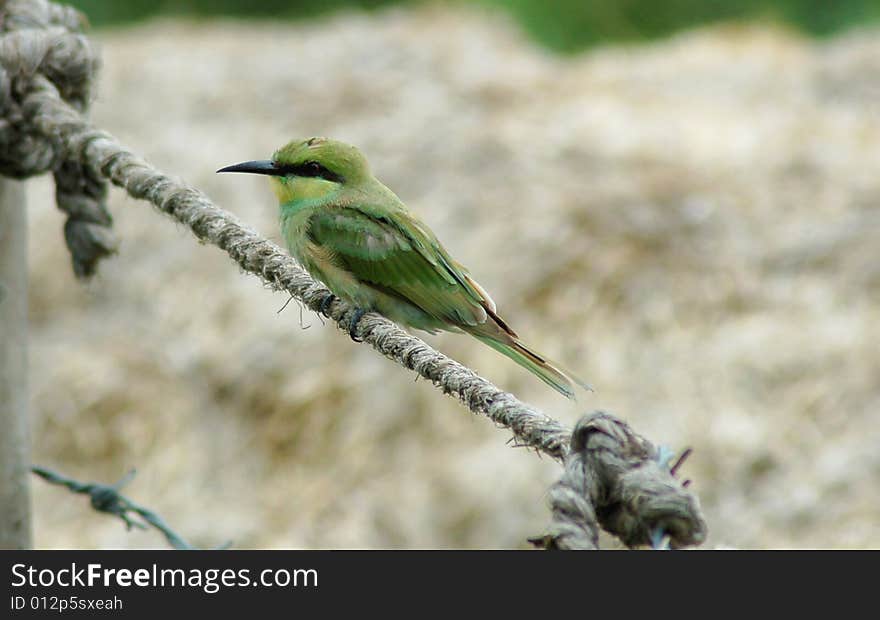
31,466,209,550
0,0,707,549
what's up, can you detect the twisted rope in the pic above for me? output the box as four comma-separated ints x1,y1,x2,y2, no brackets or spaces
0,0,115,276
1,0,707,549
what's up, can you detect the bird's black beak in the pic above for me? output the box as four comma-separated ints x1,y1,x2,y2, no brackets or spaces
216,160,280,175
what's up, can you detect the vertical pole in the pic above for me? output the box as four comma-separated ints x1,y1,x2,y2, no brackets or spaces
0,177,32,549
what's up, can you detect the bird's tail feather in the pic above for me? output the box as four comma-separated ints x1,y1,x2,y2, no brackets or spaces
472,334,591,400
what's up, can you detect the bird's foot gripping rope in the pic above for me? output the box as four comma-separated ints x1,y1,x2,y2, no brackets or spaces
319,293,337,317
348,307,367,342
530,412,706,550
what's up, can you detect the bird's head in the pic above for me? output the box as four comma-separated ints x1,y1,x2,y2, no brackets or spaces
217,137,370,204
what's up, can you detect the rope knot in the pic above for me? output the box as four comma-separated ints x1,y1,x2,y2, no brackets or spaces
532,411,707,550
0,0,116,277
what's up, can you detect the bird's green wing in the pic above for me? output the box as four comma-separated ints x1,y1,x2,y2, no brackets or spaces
307,206,491,327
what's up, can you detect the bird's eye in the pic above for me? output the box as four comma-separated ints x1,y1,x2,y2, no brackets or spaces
292,160,343,183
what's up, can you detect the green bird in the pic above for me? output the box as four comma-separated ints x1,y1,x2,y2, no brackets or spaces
218,138,589,399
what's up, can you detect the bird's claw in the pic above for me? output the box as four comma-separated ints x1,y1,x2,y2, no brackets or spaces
349,308,367,342
319,293,337,317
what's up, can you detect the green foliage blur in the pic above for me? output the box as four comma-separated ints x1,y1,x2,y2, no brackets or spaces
66,0,880,52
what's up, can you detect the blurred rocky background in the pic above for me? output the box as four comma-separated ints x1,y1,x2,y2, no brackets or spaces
23,0,880,548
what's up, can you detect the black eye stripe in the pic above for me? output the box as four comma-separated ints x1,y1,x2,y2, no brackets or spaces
276,161,344,183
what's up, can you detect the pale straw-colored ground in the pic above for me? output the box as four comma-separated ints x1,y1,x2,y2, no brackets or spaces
26,6,880,548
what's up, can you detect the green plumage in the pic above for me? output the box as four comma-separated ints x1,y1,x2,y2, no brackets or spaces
219,137,589,399
306,207,487,330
